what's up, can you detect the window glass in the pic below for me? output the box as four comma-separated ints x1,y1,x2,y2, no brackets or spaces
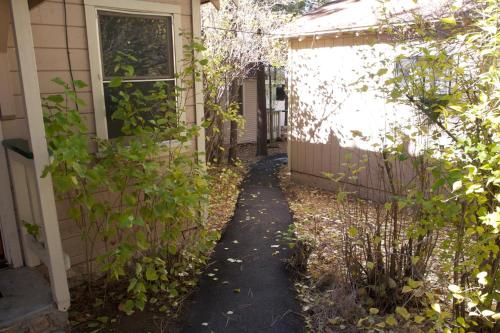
99,12,174,79
97,11,176,138
104,81,176,138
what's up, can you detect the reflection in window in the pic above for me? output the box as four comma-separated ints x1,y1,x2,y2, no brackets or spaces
98,11,176,138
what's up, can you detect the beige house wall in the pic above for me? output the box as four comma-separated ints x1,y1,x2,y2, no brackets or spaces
223,78,258,145
239,78,258,144
1,0,198,277
288,33,417,202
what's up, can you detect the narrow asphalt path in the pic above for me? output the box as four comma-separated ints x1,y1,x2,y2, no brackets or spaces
183,154,304,333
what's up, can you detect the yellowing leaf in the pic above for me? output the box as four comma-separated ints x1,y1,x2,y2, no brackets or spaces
408,279,423,289
414,315,425,324
402,286,413,293
377,68,389,76
385,315,397,326
431,303,441,313
369,308,379,315
348,227,358,237
441,16,457,25
396,306,411,320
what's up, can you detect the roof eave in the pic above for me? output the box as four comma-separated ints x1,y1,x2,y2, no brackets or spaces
280,24,380,40
28,0,46,9
201,0,220,10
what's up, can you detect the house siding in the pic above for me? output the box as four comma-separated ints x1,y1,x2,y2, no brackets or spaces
222,78,258,145
1,0,197,277
239,78,258,144
288,33,417,202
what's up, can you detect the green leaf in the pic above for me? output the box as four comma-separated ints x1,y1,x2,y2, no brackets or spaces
47,95,65,103
145,266,158,281
348,227,358,237
135,263,142,276
120,299,135,315
109,77,122,88
135,299,145,311
73,80,88,89
127,278,137,292
168,244,177,255
51,77,67,87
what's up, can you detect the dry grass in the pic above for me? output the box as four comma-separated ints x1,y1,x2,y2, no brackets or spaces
279,168,364,332
279,168,345,280
279,168,450,333
206,163,246,233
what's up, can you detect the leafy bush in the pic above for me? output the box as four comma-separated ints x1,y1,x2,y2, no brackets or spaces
43,41,218,314
339,1,500,331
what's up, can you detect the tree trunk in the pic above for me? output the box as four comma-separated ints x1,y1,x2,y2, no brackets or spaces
228,81,240,164
268,65,273,143
256,62,268,156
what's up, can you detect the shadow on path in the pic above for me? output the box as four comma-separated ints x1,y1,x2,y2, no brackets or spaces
183,154,304,333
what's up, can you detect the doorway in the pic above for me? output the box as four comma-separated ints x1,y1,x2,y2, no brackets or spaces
0,230,7,269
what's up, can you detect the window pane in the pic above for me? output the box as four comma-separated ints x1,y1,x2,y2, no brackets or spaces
104,81,176,139
98,12,174,79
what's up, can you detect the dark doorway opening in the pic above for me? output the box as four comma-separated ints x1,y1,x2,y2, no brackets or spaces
0,231,7,269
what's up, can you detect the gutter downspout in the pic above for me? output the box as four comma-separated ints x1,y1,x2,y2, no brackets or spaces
192,0,206,164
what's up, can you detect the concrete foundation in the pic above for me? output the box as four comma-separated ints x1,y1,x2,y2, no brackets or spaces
0,267,68,333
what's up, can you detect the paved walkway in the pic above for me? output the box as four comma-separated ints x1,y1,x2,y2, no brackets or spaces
183,154,304,333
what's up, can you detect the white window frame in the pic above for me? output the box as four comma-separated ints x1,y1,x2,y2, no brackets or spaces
84,0,184,140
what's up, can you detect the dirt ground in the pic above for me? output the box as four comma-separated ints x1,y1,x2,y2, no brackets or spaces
278,168,365,332
234,141,287,167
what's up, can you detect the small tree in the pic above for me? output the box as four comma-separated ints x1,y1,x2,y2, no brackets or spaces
361,0,500,330
201,0,291,162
